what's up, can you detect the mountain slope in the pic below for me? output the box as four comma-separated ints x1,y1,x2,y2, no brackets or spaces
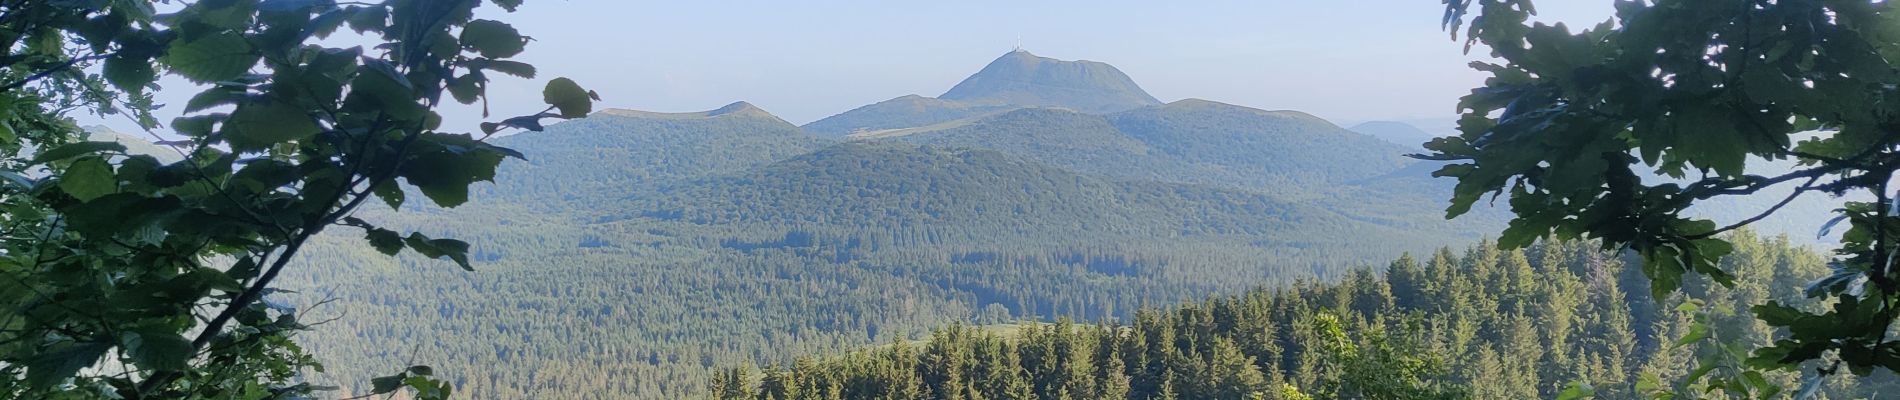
633,141,1476,253
801,95,1016,137
69,126,185,164
939,50,1161,114
867,108,1188,183
803,51,1164,137
1108,99,1415,187
478,101,832,208
281,55,1509,399
1348,120,1439,149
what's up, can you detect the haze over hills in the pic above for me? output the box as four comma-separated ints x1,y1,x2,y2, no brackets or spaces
939,50,1162,113
1348,120,1440,149
804,50,1163,137
260,51,1525,398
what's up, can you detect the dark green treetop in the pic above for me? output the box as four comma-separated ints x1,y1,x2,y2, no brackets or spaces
0,0,591,398
1437,0,1900,396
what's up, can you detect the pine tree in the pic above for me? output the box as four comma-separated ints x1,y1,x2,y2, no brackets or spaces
1154,370,1180,400
758,366,798,400
1100,349,1133,399
1385,254,1428,311
710,367,756,400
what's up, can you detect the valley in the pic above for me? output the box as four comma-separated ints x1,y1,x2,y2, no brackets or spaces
274,51,1511,398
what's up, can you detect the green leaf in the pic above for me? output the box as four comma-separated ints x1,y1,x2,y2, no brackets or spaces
477,59,535,78
162,31,260,83
172,114,224,137
371,372,407,394
33,141,127,164
372,178,405,210
183,87,250,113
124,328,194,371
65,193,183,237
367,228,404,255
223,99,320,152
398,133,507,207
25,341,112,389
59,156,117,201
344,60,423,120
104,54,156,92
1674,322,1711,347
1556,381,1596,400
459,19,526,58
542,77,593,118
345,5,387,33
447,74,482,105
405,233,473,271
1753,302,1808,326
228,257,261,281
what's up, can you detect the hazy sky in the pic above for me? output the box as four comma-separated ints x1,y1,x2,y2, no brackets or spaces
89,1,1616,136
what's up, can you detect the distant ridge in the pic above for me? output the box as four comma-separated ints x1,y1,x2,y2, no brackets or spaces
803,50,1162,136
802,95,1015,136
599,101,785,123
1347,120,1438,149
939,50,1161,113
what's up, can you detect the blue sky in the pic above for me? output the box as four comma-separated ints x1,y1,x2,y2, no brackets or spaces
90,1,1616,135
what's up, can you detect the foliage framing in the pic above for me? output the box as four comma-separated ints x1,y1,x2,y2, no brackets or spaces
0,0,593,398
1435,0,1900,395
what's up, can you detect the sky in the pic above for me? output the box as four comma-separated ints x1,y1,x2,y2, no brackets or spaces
87,0,1616,137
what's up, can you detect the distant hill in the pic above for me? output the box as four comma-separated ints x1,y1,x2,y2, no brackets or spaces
478,101,832,208
284,52,1509,399
801,95,1016,137
637,142,1380,243
80,126,184,163
1348,120,1440,149
1108,99,1414,187
864,107,1183,183
803,51,1162,137
855,100,1423,193
939,50,1161,113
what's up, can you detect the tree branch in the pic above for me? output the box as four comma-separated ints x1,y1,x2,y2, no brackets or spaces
1684,174,1822,240
0,52,112,93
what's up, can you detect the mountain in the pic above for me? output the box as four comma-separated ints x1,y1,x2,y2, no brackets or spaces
477,101,832,208
864,107,1185,183
939,50,1162,113
67,126,185,164
803,51,1162,137
631,142,1447,251
855,100,1426,193
281,53,1511,399
1348,120,1440,149
716,234,1897,399
1106,99,1414,187
800,95,1017,136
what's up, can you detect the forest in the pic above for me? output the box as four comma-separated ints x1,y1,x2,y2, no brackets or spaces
267,103,1505,398
11,1,1900,399
710,233,1898,399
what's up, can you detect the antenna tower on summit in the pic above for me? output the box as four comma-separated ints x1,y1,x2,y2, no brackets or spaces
1014,36,1022,52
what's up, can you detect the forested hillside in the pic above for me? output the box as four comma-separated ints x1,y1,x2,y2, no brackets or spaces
937,50,1161,114
247,47,1852,398
802,95,1016,137
712,233,1898,399
258,50,1528,398
478,101,834,207
805,50,1160,136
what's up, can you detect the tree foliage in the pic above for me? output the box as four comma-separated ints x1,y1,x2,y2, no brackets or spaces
1435,0,1900,392
714,235,1893,400
0,0,590,398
